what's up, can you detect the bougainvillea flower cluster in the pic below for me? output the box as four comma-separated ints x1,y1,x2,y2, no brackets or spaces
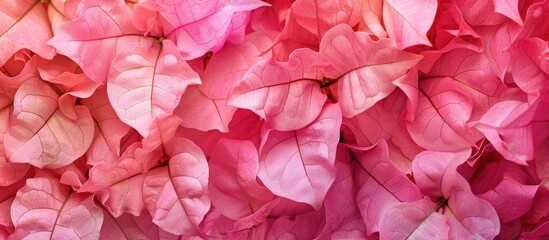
0,0,548,239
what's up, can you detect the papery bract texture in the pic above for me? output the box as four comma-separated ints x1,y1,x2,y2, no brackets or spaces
107,39,200,146
230,48,328,131
412,150,501,239
132,0,163,37
157,0,269,59
420,2,484,59
4,77,94,169
0,0,55,65
320,24,422,117
425,49,506,120
133,211,181,240
493,0,523,25
266,210,325,239
84,145,161,217
95,173,147,218
176,31,275,132
360,0,386,38
412,149,472,196
209,138,273,220
380,197,449,240
407,77,477,151
472,150,540,224
258,104,341,210
80,143,162,193
474,99,539,165
36,55,100,119
291,0,362,39
353,140,423,235
271,11,320,61
479,178,539,223
317,147,367,239
0,161,29,187
142,138,210,236
1,0,548,238
383,0,437,49
81,87,130,165
0,166,28,235
10,172,103,239
48,0,142,83
99,213,149,240
509,38,549,95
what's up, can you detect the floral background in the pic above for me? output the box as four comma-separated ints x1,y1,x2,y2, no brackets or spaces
0,0,548,239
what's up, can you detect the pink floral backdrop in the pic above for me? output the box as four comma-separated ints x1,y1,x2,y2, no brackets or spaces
0,0,548,239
